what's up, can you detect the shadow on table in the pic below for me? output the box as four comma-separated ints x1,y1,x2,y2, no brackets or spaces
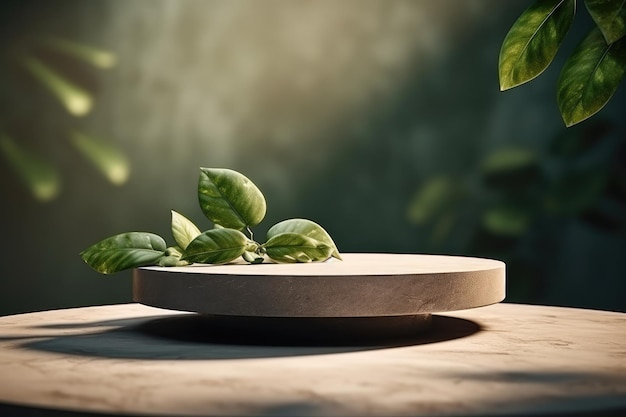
1,392,625,417
16,314,480,360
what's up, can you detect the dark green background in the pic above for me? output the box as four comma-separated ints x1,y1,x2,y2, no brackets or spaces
1,0,625,316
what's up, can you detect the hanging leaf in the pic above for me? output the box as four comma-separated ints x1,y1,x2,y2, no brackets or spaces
70,131,130,185
266,218,341,260
182,228,249,264
171,210,201,250
21,56,93,116
558,28,626,126
499,0,576,90
198,168,266,230
0,134,61,202
41,36,117,69
263,233,333,263
584,0,626,44
80,232,166,274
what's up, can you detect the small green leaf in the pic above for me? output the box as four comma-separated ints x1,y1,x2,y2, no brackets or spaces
242,251,265,264
182,228,248,264
263,233,333,263
499,0,576,90
266,218,341,260
585,0,626,44
157,256,189,267
198,168,266,230
557,28,626,126
80,232,166,274
157,246,190,267
165,246,184,257
171,210,201,250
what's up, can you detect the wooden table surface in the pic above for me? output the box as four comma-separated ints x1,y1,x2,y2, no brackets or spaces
0,303,624,416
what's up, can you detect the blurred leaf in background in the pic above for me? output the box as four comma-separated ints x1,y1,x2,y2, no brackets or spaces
483,202,534,237
0,134,60,201
3,34,124,200
70,131,130,186
481,148,542,191
21,55,93,117
406,119,625,303
42,36,117,69
407,176,467,246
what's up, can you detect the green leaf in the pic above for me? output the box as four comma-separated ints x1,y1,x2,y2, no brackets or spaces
242,251,265,264
80,232,166,274
499,0,576,90
557,28,626,126
157,246,190,267
263,233,333,263
182,228,248,264
198,168,266,230
585,0,626,44
171,210,201,250
266,218,342,260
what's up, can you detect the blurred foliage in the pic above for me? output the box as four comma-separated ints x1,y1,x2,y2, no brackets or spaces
21,55,93,117
70,131,130,185
0,134,60,201
1,35,126,201
408,119,626,301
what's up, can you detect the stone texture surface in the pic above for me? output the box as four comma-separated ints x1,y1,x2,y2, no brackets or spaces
0,303,625,416
133,253,505,317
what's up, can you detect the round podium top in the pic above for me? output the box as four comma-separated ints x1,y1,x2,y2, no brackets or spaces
133,253,505,317
0,303,625,417
141,253,504,276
